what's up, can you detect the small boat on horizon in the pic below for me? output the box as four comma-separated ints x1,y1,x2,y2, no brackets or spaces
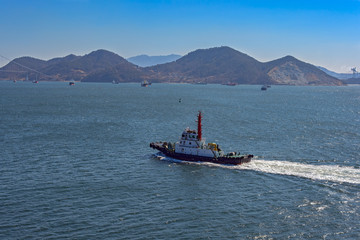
32,75,39,83
223,82,237,86
141,80,150,87
261,85,267,90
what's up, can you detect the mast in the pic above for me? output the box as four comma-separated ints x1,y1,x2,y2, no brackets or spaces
197,111,202,140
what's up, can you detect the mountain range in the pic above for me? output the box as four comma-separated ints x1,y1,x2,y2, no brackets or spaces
317,66,355,80
317,66,360,84
127,54,182,67
0,46,344,86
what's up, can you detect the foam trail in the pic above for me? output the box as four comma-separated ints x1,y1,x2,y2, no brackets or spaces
237,159,360,184
155,154,360,184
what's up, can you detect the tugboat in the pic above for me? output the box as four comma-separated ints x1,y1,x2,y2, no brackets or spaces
150,112,253,165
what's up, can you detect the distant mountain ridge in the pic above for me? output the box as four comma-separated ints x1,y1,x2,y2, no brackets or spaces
0,49,140,82
127,54,182,67
146,47,343,85
0,46,344,85
146,46,269,84
317,66,355,80
263,55,341,85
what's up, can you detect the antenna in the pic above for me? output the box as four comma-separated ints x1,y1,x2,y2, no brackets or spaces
351,67,357,77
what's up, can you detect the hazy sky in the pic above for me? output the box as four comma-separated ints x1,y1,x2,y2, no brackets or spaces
1,0,359,72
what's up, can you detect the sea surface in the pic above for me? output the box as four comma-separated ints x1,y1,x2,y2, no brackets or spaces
0,81,359,239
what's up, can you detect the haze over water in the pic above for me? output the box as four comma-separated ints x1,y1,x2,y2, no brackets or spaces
1,82,359,239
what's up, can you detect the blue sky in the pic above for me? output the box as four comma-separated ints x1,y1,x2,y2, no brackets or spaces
1,0,359,72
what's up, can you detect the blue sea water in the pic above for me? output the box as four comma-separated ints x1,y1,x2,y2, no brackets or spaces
0,81,359,239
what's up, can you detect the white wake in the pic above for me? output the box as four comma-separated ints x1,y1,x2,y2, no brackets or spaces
156,154,360,184
239,159,360,184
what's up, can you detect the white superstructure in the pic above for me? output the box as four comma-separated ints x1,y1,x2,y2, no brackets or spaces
174,127,222,158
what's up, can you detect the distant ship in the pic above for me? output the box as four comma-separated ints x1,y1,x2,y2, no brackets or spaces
261,85,267,90
223,82,237,86
33,75,39,83
141,80,150,87
150,112,253,165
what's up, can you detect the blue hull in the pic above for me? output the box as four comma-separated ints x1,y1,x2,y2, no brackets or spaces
150,142,253,165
